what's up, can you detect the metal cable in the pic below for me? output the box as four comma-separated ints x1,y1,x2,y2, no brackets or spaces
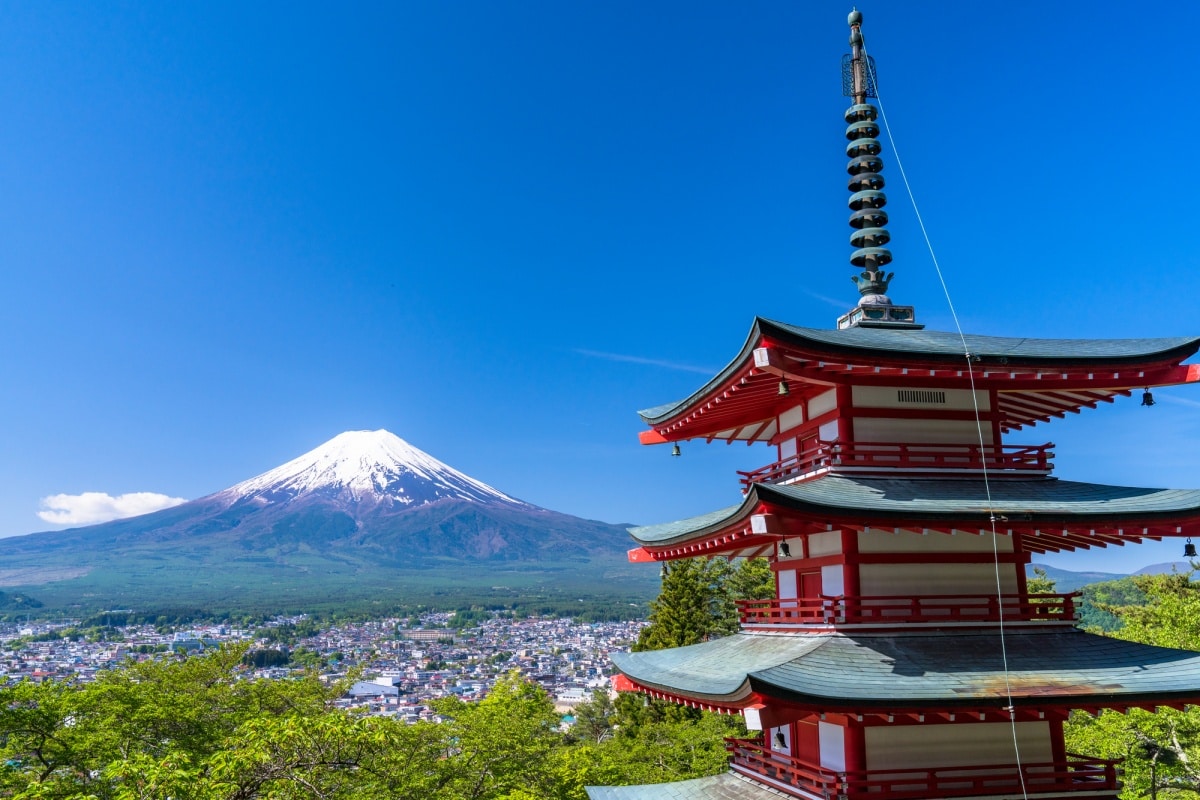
860,33,1030,800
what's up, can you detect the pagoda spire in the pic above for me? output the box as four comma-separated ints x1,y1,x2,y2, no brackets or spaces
837,9,920,329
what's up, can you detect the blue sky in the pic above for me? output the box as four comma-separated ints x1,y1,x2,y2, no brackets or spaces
1,1,1197,573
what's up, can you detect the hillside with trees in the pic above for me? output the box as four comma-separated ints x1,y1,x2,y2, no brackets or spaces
4,562,1198,799
0,557,768,799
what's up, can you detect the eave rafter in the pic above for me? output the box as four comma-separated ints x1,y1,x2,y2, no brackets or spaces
611,675,748,715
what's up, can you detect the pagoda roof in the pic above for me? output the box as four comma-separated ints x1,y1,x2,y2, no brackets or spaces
585,773,781,800
628,475,1200,556
611,629,1200,713
638,318,1200,440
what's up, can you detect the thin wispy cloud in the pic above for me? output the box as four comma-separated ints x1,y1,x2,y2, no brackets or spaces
799,287,851,310
574,349,716,375
37,491,187,526
1155,392,1200,409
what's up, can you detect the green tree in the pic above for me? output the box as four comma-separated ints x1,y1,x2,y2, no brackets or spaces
571,688,617,744
715,557,775,636
567,712,744,790
635,556,773,651
635,559,725,652
433,671,576,800
1026,566,1056,595
1066,571,1200,799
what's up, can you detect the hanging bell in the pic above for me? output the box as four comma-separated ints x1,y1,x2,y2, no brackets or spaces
671,443,681,457
779,541,791,558
1185,538,1197,559
1141,389,1156,407
778,379,790,396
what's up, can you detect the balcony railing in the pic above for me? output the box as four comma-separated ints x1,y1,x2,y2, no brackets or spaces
738,441,1054,489
727,738,1121,799
737,593,1078,627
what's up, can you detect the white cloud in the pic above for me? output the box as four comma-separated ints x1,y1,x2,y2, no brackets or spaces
37,491,188,526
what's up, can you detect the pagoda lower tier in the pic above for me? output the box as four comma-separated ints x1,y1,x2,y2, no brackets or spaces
611,629,1200,716
597,472,1200,800
598,629,1200,800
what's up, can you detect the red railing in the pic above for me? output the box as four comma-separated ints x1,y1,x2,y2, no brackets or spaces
737,593,1078,627
738,441,1054,488
727,737,1121,799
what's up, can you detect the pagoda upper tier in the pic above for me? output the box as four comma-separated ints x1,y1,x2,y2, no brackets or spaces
639,318,1200,444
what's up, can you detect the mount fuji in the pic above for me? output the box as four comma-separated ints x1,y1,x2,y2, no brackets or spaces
217,430,531,512
0,431,649,613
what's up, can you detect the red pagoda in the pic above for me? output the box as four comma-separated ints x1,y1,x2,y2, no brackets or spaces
586,10,1200,800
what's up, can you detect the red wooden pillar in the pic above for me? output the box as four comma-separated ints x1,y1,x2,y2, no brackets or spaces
836,385,853,442
1014,536,1029,597
843,722,866,774
989,388,1002,447
1048,716,1067,765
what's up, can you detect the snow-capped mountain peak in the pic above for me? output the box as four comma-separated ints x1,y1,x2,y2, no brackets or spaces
216,430,528,509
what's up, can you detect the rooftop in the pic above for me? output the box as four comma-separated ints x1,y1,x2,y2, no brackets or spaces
612,628,1200,714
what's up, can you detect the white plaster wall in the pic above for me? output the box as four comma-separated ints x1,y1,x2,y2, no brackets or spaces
809,389,837,419
779,406,806,436
808,531,842,557
852,386,991,412
777,570,797,600
780,537,805,559
821,565,844,596
819,420,839,441
819,722,846,771
866,721,1051,770
780,437,798,460
858,530,1014,554
852,417,994,445
859,563,1019,597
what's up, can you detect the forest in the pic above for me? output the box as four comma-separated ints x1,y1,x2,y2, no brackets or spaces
2,561,1199,799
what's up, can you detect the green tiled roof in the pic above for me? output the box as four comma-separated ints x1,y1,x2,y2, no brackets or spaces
630,503,744,544
638,317,1200,423
586,773,786,800
628,476,1200,546
612,630,1200,708
764,319,1200,362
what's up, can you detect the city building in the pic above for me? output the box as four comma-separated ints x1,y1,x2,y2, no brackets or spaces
588,11,1200,800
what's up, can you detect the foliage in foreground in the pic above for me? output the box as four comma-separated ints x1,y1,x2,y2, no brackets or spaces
0,643,739,799
1066,571,1200,800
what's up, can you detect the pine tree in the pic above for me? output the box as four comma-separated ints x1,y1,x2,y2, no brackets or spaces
634,558,725,652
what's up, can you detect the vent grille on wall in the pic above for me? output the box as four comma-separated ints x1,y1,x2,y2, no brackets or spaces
897,390,946,404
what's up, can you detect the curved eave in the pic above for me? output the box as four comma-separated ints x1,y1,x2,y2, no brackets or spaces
628,476,1200,558
638,317,1200,440
628,497,765,555
613,630,1200,712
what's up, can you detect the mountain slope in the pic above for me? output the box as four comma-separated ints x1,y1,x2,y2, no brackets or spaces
0,431,653,612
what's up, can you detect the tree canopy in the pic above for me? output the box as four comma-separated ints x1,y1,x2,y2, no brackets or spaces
1065,571,1200,799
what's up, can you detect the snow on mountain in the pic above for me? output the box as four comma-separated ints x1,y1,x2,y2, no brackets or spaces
213,430,529,510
